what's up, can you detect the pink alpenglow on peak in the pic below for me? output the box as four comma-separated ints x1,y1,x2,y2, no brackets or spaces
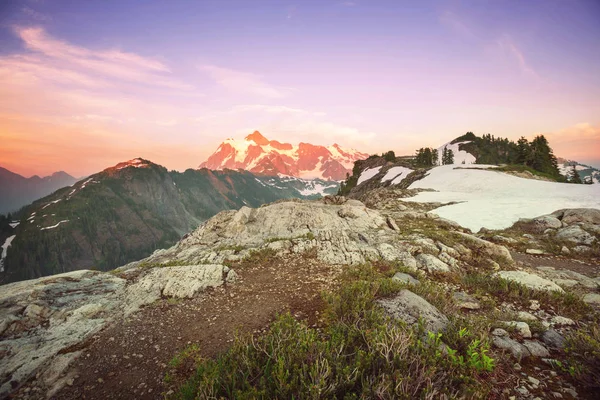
199,131,368,180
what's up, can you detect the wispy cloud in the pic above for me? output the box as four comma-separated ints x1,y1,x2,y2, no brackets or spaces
439,11,474,38
199,64,291,98
341,1,357,7
497,35,538,77
13,26,192,90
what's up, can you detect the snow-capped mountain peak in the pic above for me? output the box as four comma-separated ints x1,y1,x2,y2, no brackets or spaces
199,131,368,180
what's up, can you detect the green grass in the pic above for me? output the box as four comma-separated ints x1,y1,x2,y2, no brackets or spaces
461,273,592,320
168,263,500,399
493,164,565,182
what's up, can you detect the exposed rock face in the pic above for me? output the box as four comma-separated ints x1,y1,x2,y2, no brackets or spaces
0,264,234,398
377,290,449,333
496,271,565,293
127,198,399,267
555,225,596,245
552,208,600,226
453,232,513,267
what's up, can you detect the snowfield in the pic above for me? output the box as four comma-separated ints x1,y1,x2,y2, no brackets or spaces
357,167,382,185
437,141,476,165
406,165,600,232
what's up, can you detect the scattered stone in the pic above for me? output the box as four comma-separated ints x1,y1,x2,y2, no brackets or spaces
561,246,570,255
529,300,540,311
452,291,480,310
386,216,400,231
583,293,600,305
541,329,566,350
523,340,551,357
555,225,596,246
492,328,509,337
493,336,530,360
526,249,546,255
392,272,420,286
492,235,518,244
503,321,532,338
496,271,564,293
415,253,451,273
377,289,449,333
551,316,575,326
517,311,538,321
532,215,563,230
453,231,514,266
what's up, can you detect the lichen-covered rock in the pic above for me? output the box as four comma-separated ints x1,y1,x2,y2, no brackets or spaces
496,271,565,293
377,289,449,333
552,208,600,226
415,253,451,273
392,272,420,285
555,225,596,246
453,232,514,266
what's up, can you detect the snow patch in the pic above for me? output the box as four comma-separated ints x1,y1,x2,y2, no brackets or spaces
9,222,19,228
406,165,600,232
40,220,69,231
0,235,16,272
41,199,62,210
382,166,413,183
357,166,382,185
436,141,476,165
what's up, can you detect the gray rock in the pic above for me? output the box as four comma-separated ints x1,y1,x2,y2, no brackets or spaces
492,235,518,244
536,266,599,289
541,329,566,349
561,246,570,255
415,253,451,273
523,340,551,357
496,271,564,293
453,232,514,266
555,225,596,246
492,328,509,337
377,289,449,333
526,249,546,255
517,311,538,321
551,316,575,326
532,215,562,230
386,216,400,231
583,293,600,305
392,272,420,286
503,321,532,338
552,208,600,226
452,291,480,310
492,336,531,360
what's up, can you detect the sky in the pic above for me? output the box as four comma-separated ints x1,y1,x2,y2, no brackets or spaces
0,0,599,177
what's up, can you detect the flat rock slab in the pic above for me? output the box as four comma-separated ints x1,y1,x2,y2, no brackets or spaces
496,270,564,293
377,289,449,333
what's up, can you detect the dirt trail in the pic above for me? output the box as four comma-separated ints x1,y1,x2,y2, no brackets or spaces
47,256,338,400
511,251,600,277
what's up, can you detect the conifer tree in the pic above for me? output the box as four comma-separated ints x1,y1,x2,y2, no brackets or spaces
570,165,583,184
446,149,454,164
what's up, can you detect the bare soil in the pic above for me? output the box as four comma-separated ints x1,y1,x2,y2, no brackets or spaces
512,251,600,277
47,254,338,400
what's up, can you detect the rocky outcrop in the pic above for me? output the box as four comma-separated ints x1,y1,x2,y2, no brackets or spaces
0,264,235,398
495,271,565,293
377,290,449,333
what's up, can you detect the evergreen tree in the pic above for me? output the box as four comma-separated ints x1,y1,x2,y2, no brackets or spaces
432,149,439,166
446,149,454,164
442,147,448,165
570,165,583,184
516,137,530,165
383,150,396,162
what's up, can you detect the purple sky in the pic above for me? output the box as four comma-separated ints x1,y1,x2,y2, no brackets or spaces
1,0,599,177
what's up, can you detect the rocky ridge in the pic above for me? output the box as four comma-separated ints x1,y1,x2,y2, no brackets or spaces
1,190,599,399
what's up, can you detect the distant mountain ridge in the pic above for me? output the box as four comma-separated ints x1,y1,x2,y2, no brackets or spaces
0,167,77,214
1,158,339,283
199,131,369,180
